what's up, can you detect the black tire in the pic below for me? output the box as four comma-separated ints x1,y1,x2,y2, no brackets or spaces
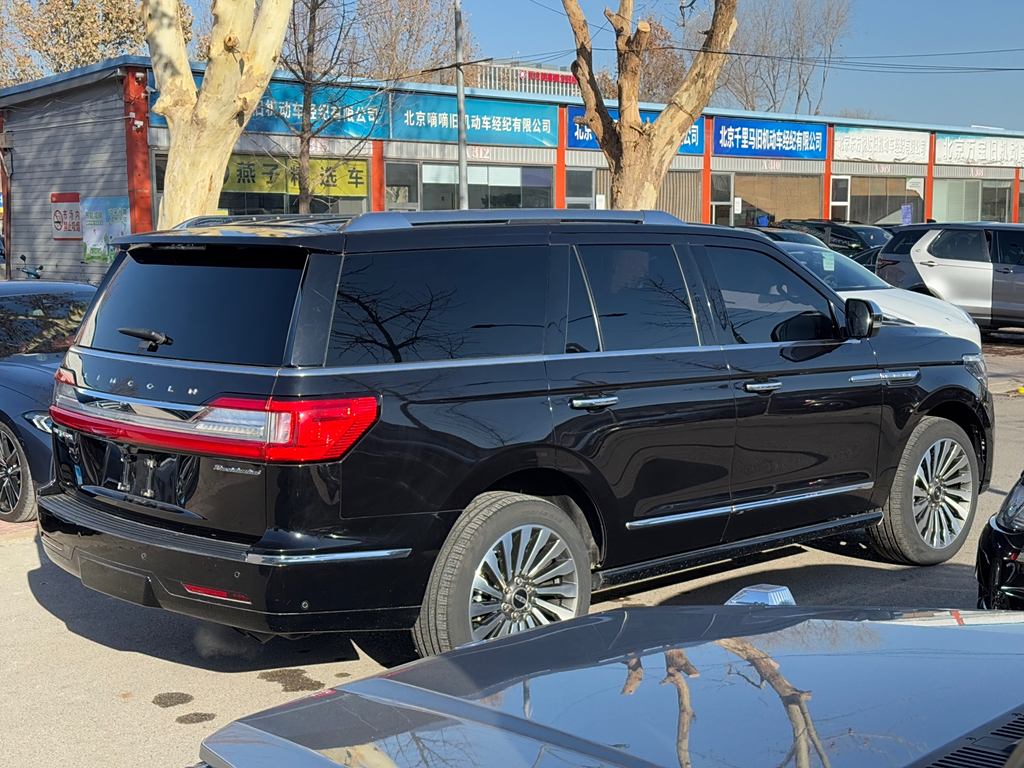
0,424,36,523
868,417,979,565
413,491,592,657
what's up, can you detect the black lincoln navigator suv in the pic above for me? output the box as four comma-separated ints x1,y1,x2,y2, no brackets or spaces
38,210,993,657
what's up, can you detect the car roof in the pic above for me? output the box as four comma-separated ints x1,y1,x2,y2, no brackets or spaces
0,280,95,295
114,210,773,251
895,221,1024,231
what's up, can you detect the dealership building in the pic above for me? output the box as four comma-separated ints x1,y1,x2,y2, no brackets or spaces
3,54,1024,282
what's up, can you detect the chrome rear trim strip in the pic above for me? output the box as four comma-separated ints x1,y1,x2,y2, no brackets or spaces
626,481,874,530
244,548,412,566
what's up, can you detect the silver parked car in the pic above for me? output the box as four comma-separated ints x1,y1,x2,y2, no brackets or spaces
876,222,1024,332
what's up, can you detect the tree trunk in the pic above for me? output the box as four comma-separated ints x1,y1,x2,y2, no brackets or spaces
297,79,314,214
609,138,675,210
158,116,243,228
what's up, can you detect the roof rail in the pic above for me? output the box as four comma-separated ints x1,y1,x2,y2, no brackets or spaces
172,213,354,230
343,208,685,232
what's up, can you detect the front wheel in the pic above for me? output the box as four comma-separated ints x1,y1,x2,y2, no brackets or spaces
869,417,979,565
413,492,592,657
0,424,35,523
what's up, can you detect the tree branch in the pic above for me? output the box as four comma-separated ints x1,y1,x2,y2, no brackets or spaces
653,0,738,148
143,0,196,124
561,0,617,156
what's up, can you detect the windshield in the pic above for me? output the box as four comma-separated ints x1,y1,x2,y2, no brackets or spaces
849,225,893,247
779,244,891,291
0,288,95,358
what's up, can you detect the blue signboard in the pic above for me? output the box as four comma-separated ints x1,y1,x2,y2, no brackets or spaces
566,105,703,154
713,116,826,159
390,92,558,147
148,75,389,140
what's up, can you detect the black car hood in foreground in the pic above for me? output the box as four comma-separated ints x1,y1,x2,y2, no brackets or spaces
201,606,1024,768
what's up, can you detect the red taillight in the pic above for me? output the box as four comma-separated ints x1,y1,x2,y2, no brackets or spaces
55,367,76,385
50,393,379,463
182,583,251,604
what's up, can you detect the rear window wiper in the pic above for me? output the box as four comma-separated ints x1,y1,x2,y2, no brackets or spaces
117,327,173,352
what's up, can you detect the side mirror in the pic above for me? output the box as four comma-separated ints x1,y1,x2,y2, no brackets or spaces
845,297,883,339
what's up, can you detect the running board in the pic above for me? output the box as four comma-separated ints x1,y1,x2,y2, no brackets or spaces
592,510,883,592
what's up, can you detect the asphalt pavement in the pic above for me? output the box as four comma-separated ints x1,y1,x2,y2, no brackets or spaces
1,339,1023,767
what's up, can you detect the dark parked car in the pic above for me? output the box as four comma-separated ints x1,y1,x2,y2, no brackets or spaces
741,226,829,248
876,222,1024,332
978,470,1024,609
199,604,1024,768
0,280,94,522
38,210,992,657
779,218,892,258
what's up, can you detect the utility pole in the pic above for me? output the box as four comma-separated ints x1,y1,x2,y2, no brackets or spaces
454,0,469,210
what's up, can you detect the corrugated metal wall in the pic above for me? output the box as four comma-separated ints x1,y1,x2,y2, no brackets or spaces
595,169,701,222
6,79,127,283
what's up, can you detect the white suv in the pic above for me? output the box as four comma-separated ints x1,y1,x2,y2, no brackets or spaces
877,223,1024,332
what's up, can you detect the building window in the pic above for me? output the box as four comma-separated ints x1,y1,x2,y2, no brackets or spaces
933,178,1012,223
848,176,924,225
385,162,419,209
420,164,554,211
732,174,823,227
566,168,595,208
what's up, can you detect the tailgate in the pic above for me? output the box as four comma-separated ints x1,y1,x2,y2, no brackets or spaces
49,246,328,540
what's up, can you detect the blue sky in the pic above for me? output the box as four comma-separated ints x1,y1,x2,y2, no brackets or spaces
464,0,1024,129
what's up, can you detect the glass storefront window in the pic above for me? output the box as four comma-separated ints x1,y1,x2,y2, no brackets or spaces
420,164,553,211
566,169,594,202
849,176,924,225
933,178,1012,223
385,162,419,207
732,174,822,227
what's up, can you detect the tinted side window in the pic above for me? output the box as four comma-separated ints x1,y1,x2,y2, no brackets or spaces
328,246,547,366
996,230,1024,265
707,246,836,344
928,229,990,263
565,253,599,353
884,229,927,255
577,244,698,351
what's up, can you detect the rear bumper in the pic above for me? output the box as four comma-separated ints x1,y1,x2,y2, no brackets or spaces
976,517,1024,610
37,491,444,633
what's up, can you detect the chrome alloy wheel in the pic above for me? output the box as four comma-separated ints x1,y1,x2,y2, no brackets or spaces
469,524,580,641
0,431,22,515
913,437,974,549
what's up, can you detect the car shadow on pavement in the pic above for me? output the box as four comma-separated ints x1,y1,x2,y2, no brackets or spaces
26,536,361,672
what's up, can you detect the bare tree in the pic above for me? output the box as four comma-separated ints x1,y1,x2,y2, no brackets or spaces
278,0,365,213
561,0,738,209
144,0,293,228
2,0,191,85
711,0,850,114
357,0,468,84
596,20,689,104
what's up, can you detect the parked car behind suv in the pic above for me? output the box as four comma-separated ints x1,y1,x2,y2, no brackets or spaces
779,219,892,258
876,222,1024,332
38,210,993,657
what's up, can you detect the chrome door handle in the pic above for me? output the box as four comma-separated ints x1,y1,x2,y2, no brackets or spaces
570,395,618,410
744,381,782,394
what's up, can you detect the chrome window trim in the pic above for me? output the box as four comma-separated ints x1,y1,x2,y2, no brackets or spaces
626,481,874,530
75,339,867,378
244,548,412,566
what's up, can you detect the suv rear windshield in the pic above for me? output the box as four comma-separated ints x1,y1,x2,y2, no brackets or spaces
79,248,306,366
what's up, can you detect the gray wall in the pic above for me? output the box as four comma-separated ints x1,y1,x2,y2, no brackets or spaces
5,78,127,283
